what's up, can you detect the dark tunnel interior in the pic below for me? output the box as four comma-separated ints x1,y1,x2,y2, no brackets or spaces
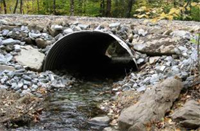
43,31,138,79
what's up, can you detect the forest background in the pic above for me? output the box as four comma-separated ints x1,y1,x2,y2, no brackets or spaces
0,0,200,21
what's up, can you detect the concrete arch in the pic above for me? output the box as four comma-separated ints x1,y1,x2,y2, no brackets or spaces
43,31,138,76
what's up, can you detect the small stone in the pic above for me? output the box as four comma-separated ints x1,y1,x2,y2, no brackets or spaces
133,44,146,51
137,86,146,92
2,29,9,36
78,24,90,30
149,56,160,64
2,38,21,45
0,65,15,72
150,74,159,84
171,30,191,39
89,116,110,126
171,66,180,74
35,38,52,48
29,32,41,39
136,58,145,64
54,25,63,31
14,45,21,52
63,28,73,34
109,23,121,28
138,29,148,36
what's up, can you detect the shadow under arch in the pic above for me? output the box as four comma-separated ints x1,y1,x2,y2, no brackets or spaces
43,31,138,78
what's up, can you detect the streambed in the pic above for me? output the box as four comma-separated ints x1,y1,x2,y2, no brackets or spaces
14,80,115,131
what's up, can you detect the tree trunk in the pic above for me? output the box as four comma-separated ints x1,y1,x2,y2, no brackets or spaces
78,0,82,15
20,0,23,14
2,0,7,14
105,0,111,17
13,0,19,14
37,0,39,13
53,0,56,14
126,0,135,18
70,0,74,16
99,0,105,16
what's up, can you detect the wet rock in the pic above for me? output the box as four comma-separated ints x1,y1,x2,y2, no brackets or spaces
171,100,200,129
15,46,45,71
89,115,110,126
0,65,15,72
118,78,183,131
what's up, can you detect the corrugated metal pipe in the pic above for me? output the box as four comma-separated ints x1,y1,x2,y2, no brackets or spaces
43,31,138,77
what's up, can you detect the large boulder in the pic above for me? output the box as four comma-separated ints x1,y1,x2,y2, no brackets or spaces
171,100,200,129
132,37,182,55
15,46,45,71
118,78,183,131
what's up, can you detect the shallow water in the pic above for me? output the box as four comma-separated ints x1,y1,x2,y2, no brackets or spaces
14,80,115,131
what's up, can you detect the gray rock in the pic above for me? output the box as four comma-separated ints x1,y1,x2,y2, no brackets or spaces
155,66,166,73
15,46,45,71
109,23,121,28
171,66,180,74
35,38,51,48
136,86,146,92
14,45,21,52
2,38,21,45
0,65,15,72
149,56,160,64
78,24,90,30
171,30,191,39
119,78,182,131
150,74,159,84
133,44,146,51
63,28,73,34
136,58,145,64
29,32,41,39
138,29,148,36
0,54,13,64
0,19,8,25
0,38,2,45
2,29,9,36
89,115,110,126
53,25,63,31
171,100,200,129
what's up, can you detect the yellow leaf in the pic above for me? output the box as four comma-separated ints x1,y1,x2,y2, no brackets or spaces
168,8,180,15
137,14,149,18
191,2,198,6
160,12,166,17
136,6,147,12
151,18,159,23
166,15,173,21
186,7,191,11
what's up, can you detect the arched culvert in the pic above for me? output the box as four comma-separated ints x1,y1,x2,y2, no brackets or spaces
43,31,138,77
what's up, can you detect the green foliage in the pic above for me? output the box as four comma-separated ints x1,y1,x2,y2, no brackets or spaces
0,0,199,22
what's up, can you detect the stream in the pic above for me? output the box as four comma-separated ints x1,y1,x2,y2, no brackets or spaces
14,79,117,131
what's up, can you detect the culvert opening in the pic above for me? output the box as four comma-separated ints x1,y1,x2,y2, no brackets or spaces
43,31,138,79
